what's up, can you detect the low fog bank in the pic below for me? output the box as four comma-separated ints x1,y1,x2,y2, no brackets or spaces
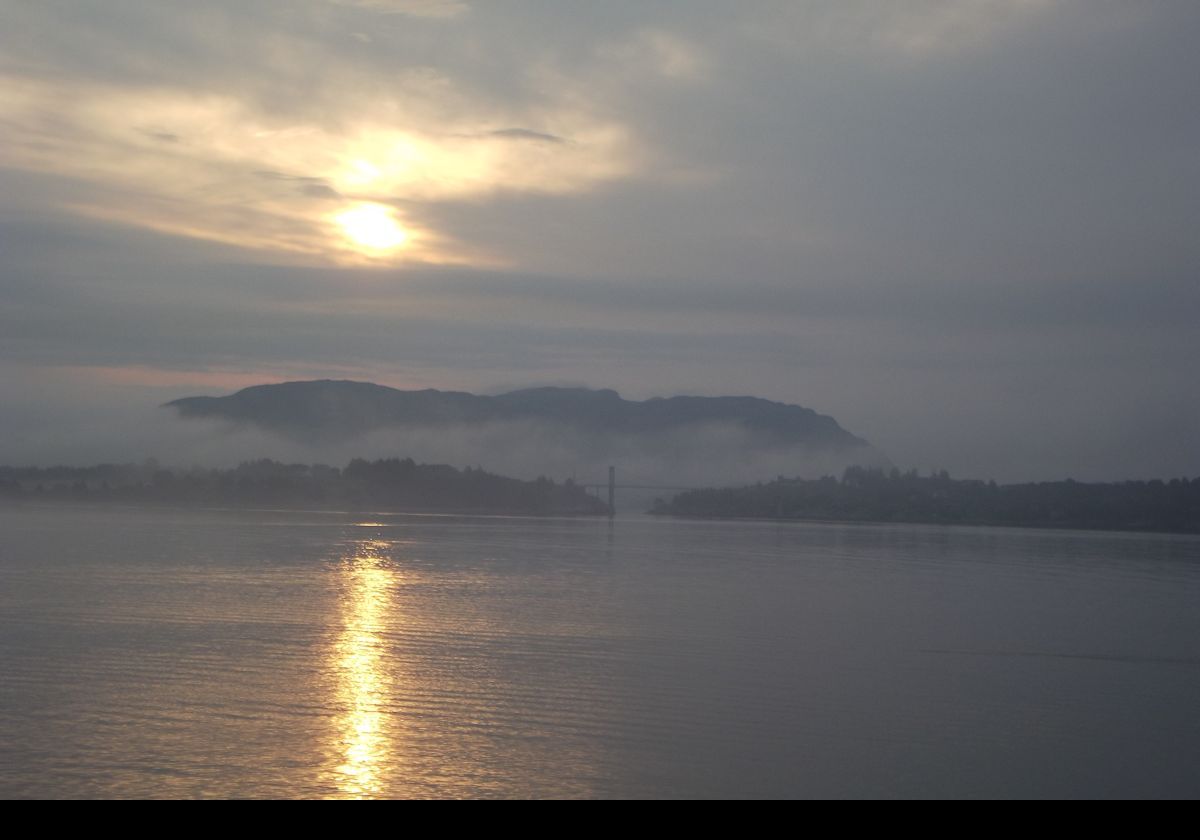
156,414,888,491
3,372,1192,487
0,389,885,491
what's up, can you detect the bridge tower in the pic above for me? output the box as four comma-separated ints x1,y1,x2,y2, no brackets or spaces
607,465,615,519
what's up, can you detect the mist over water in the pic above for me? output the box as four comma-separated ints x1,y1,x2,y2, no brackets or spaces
0,389,881,489
0,366,1191,486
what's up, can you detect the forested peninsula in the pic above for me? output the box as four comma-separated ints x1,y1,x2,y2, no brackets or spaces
0,458,608,516
652,467,1200,534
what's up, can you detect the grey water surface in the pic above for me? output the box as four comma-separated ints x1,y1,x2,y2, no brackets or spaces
2,504,1199,798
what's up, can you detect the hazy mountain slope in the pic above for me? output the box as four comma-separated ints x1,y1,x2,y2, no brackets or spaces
166,379,871,451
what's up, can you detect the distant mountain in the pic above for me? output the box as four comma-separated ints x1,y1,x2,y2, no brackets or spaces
164,379,874,452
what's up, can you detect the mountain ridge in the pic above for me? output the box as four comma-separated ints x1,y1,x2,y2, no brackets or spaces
164,379,874,453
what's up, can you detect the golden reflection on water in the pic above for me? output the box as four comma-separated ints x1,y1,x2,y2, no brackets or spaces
329,537,399,799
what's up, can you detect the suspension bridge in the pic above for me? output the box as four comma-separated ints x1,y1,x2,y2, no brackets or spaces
577,466,701,518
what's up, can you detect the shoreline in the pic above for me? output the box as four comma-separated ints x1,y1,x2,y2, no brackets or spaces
647,510,1200,537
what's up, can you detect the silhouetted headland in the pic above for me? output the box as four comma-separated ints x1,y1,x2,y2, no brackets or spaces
164,379,879,454
651,466,1200,534
0,458,608,516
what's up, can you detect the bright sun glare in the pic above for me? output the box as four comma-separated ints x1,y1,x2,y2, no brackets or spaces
334,203,408,253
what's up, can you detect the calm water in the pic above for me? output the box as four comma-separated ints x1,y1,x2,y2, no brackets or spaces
2,504,1199,799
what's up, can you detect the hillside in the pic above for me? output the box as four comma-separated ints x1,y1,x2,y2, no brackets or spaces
165,379,873,453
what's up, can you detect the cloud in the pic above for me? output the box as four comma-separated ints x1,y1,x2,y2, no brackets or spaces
597,28,708,81
255,169,344,199
139,129,182,144
329,0,469,18
1,1,1198,483
0,71,636,264
486,128,566,144
745,0,1057,60
0,4,639,267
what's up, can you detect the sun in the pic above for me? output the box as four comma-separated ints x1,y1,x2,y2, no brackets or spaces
334,202,409,253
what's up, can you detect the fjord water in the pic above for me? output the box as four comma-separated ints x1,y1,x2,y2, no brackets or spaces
2,505,1199,799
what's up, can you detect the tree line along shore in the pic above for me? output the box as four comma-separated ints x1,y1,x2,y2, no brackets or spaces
5,460,1198,533
651,467,1200,534
0,458,608,517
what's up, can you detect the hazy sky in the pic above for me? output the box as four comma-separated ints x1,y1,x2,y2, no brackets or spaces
1,1,1197,481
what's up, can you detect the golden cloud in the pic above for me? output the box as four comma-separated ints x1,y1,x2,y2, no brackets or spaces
0,71,637,266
